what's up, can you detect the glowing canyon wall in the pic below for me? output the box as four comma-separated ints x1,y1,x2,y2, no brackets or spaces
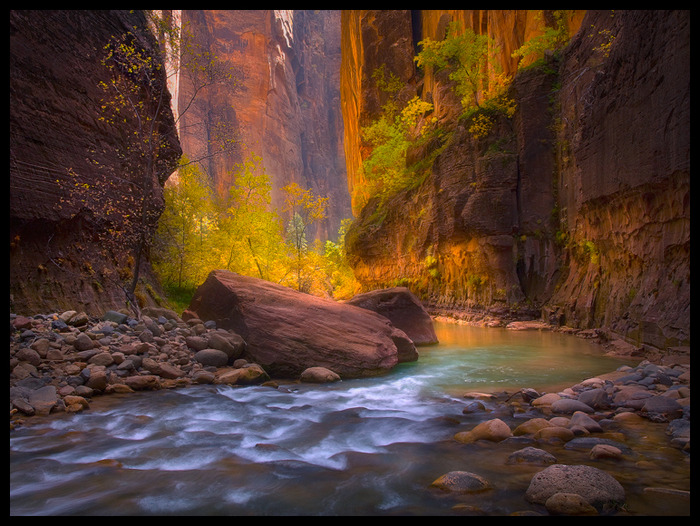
175,10,351,241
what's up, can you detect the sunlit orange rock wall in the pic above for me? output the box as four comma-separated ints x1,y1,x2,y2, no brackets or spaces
342,10,689,349
177,10,351,240
341,10,585,213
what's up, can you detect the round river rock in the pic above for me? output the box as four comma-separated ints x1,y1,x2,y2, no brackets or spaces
525,464,625,513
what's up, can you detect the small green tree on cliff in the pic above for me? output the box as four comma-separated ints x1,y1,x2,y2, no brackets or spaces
415,22,495,112
415,22,515,138
360,64,434,205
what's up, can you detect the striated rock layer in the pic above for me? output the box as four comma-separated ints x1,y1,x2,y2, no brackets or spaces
10,10,182,315
341,10,689,350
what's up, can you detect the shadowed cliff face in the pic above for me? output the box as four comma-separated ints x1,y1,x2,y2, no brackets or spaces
342,10,689,350
549,10,690,348
177,10,351,241
10,10,182,315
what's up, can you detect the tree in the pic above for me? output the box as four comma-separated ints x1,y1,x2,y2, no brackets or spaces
281,182,329,292
323,218,361,299
361,95,434,201
58,11,241,315
92,26,181,315
152,156,214,290
415,22,500,114
213,153,287,282
416,22,517,140
511,10,573,67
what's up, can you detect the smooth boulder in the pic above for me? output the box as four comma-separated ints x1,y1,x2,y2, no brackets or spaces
300,366,341,383
525,464,625,512
346,287,438,346
185,270,417,379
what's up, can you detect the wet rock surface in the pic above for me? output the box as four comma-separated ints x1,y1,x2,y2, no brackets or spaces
10,306,690,514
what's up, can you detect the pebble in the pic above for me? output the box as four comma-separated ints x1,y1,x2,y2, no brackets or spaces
9,308,278,427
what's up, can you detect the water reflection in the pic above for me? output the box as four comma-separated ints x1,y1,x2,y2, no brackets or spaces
421,322,635,393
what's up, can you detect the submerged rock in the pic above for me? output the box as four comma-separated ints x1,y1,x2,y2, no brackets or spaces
431,471,491,493
544,492,598,515
506,446,557,466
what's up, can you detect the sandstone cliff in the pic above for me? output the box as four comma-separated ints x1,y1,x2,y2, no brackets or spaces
341,10,586,214
176,10,351,241
342,10,689,350
10,10,182,315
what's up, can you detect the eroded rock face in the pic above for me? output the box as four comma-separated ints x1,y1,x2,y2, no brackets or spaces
185,270,417,379
177,10,351,241
548,10,690,347
10,10,181,315
346,67,561,309
341,10,586,214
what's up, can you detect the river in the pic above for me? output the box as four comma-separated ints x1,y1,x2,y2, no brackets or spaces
9,322,690,515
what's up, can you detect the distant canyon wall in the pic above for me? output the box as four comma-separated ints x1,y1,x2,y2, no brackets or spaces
175,10,351,241
341,10,690,350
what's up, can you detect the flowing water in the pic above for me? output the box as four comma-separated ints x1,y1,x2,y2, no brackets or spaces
10,322,690,516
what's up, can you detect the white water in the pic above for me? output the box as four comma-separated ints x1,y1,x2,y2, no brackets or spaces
9,323,689,515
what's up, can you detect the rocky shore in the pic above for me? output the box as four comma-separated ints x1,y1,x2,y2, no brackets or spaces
429,315,690,515
10,307,288,428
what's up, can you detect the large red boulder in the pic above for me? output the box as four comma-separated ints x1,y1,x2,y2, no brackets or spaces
346,287,438,346
185,270,417,379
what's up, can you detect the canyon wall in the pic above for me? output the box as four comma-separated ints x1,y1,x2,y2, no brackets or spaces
177,10,351,241
341,10,586,213
10,10,182,315
342,10,689,350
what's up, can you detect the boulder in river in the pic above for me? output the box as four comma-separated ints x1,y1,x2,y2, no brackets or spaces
525,464,625,513
431,471,491,493
185,270,417,379
346,287,438,346
300,366,342,383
